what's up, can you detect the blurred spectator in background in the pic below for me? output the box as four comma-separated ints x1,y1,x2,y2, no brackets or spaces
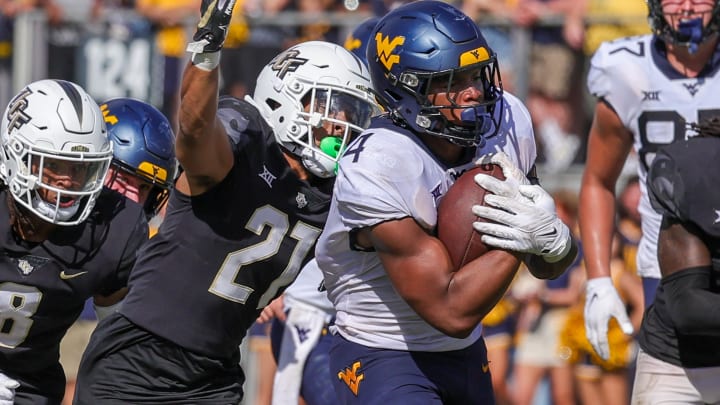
369,0,411,15
91,0,136,16
219,1,250,98
511,189,583,405
35,0,103,82
0,0,25,109
462,0,519,92
134,0,199,132
229,0,294,98
514,0,586,173
343,15,378,63
245,322,276,405
582,0,650,57
617,176,641,276
290,0,342,46
480,290,518,405
559,231,643,405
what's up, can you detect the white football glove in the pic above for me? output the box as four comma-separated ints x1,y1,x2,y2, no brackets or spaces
476,151,531,186
584,277,634,361
472,174,571,262
0,372,19,405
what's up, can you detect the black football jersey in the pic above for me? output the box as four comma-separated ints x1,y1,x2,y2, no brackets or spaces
0,188,147,398
639,136,720,367
120,97,334,359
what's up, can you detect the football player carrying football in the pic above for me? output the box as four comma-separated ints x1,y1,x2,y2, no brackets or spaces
315,1,576,403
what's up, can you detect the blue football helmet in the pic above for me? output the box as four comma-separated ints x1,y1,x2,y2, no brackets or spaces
344,17,380,66
100,98,177,218
647,0,719,53
367,0,503,147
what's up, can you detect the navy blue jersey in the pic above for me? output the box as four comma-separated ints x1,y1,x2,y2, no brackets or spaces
0,188,147,399
639,136,720,367
120,97,334,359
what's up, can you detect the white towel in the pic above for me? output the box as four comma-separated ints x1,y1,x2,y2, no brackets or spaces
271,301,327,405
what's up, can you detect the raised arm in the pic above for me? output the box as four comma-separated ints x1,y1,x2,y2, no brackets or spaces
177,0,237,195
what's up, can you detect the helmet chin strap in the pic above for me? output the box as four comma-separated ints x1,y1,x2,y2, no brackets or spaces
460,106,493,135
677,18,704,54
301,137,343,178
31,193,80,223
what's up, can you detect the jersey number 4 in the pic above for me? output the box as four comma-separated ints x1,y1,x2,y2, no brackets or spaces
208,205,321,309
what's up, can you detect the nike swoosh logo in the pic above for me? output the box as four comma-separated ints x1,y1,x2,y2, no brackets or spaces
482,363,490,373
60,271,88,280
198,0,218,28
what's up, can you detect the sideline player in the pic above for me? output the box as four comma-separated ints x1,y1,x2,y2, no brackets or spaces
580,0,720,361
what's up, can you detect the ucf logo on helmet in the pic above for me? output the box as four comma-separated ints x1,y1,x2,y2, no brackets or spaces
271,49,309,80
6,88,32,134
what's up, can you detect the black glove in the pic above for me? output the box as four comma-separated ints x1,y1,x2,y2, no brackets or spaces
186,0,237,54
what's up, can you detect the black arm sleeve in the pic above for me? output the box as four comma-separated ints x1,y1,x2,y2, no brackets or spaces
662,266,720,335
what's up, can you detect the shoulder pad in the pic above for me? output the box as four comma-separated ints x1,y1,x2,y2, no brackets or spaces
217,96,270,145
648,149,684,220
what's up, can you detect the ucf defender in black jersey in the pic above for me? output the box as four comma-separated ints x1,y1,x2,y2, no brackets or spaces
633,117,720,403
73,0,378,403
0,79,148,404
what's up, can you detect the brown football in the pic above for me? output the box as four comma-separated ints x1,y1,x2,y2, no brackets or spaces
437,164,505,270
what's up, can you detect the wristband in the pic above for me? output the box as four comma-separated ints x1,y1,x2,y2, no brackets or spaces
191,51,221,72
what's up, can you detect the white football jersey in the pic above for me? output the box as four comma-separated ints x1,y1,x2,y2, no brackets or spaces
316,93,537,351
587,35,720,279
283,258,334,321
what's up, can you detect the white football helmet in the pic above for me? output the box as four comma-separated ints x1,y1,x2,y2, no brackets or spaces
250,41,379,178
0,79,112,225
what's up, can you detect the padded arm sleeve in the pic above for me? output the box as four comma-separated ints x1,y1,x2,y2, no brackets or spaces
662,266,720,335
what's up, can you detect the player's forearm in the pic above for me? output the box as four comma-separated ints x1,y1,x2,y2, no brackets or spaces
579,183,617,279
178,62,220,145
447,250,521,335
400,249,520,339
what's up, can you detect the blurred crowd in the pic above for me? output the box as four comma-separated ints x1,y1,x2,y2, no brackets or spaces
0,0,649,173
0,1,652,404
